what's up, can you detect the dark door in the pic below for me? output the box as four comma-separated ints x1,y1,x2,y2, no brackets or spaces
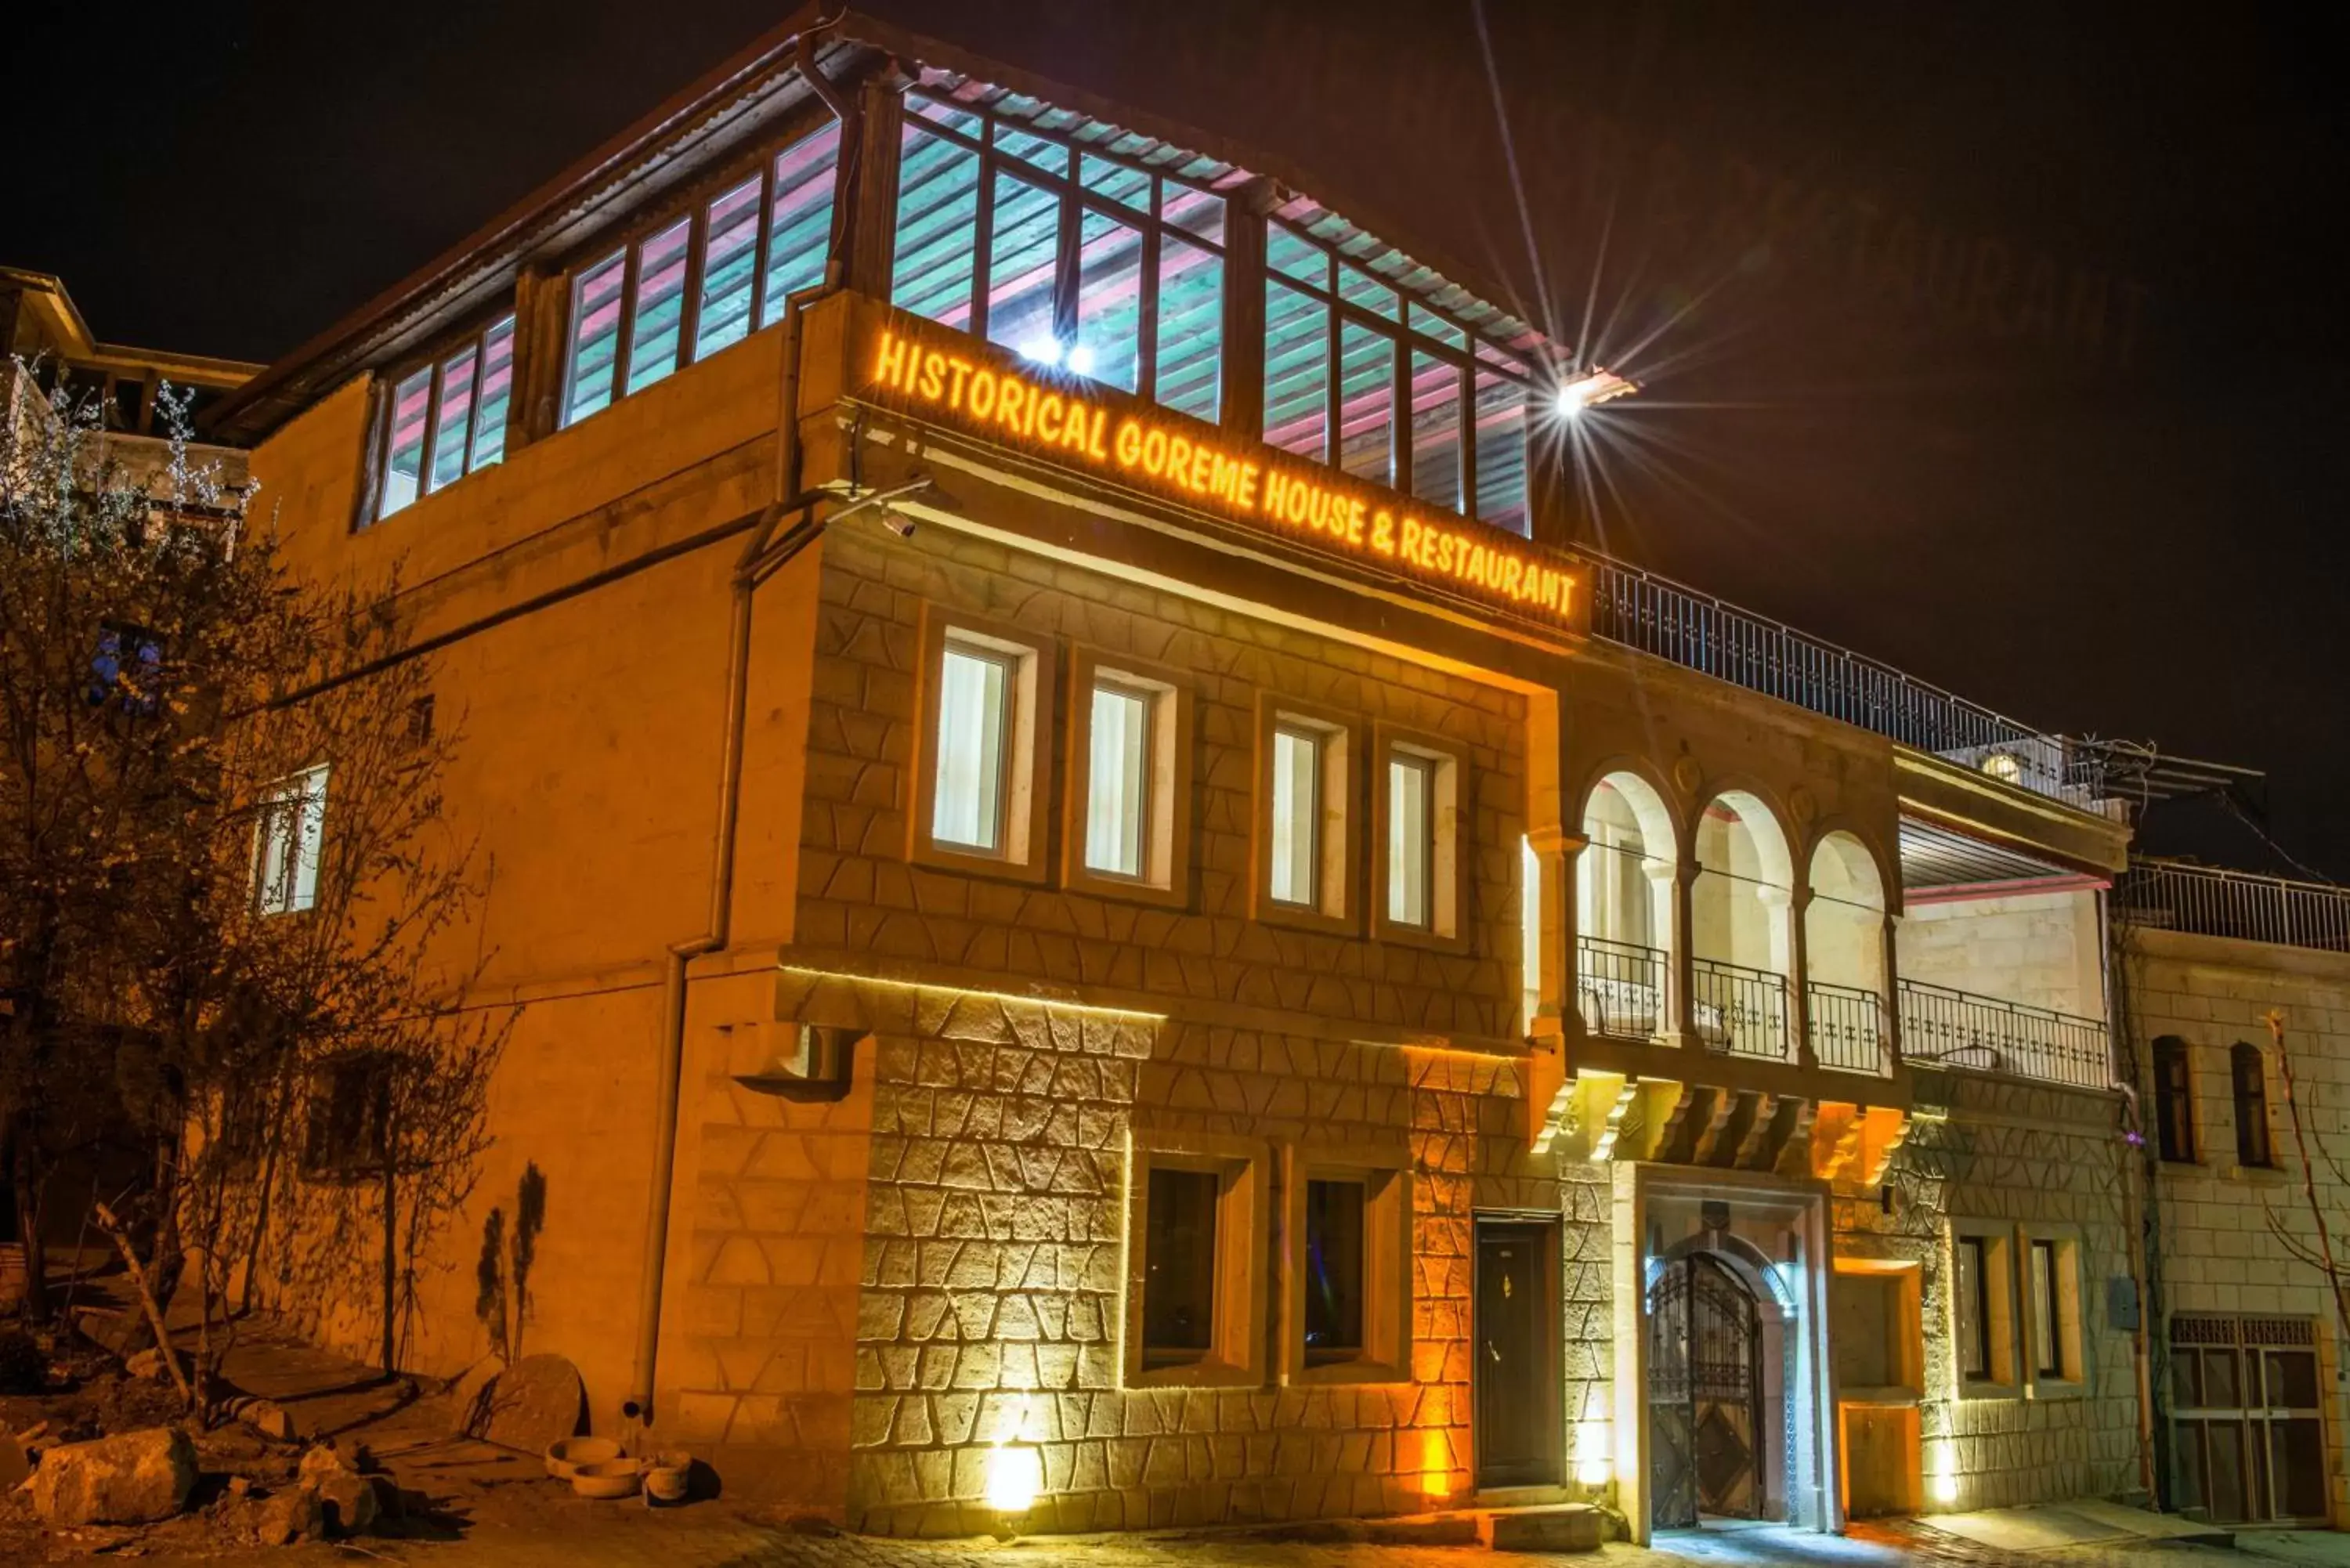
1647,1253,1763,1526
1474,1219,1560,1489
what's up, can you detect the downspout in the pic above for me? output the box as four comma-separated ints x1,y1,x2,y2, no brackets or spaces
624,273,835,1422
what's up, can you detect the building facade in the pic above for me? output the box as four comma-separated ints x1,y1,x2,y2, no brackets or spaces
167,7,2306,1542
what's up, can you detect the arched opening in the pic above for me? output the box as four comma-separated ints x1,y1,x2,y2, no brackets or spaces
1804,832,1889,1075
1690,793,1794,1060
1577,773,1677,1040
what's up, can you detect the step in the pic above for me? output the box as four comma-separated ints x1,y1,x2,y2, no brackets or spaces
1485,1504,1605,1554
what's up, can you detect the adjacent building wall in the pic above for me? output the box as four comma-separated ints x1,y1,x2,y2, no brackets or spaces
1899,888,2106,1018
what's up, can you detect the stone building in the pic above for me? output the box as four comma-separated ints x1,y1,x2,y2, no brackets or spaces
2114,858,2350,1530
190,6,2184,1541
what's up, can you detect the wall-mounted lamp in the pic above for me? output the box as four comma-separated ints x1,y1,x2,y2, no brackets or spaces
1554,369,1639,417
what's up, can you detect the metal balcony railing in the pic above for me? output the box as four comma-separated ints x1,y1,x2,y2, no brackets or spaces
2115,860,2350,955
1896,978,2109,1089
1806,981,1889,1076
1577,935,1666,1041
1585,555,2102,807
1693,956,1789,1061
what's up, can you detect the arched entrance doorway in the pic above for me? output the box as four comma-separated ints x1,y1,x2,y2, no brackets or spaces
1648,1253,1765,1526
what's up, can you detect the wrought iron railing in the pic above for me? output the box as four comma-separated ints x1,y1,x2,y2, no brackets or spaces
1577,935,1666,1041
2115,860,2350,955
1806,981,1889,1075
1692,956,1788,1061
1585,555,2100,807
1896,978,2108,1089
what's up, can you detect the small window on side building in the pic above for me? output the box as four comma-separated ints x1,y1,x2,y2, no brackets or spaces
2231,1042,2273,1169
302,1052,392,1180
253,764,329,916
2154,1037,2197,1163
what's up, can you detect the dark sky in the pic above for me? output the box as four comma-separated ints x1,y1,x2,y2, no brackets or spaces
8,2,2345,877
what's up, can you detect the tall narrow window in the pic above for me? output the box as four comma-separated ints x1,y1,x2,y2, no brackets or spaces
2030,1239,2064,1378
761,120,841,321
1155,233,1223,421
2154,1037,2196,1162
1386,752,1434,928
468,317,515,469
892,122,982,330
1473,356,1530,535
1075,211,1143,390
1264,284,1329,459
253,764,329,916
986,172,1060,357
1955,1237,1990,1381
1338,322,1394,485
1303,1178,1366,1365
1521,836,1542,1034
1268,725,1323,908
931,643,1010,854
425,344,478,495
2232,1042,2273,1169
1410,352,1462,511
1143,1166,1218,1367
1085,681,1151,879
624,217,693,395
563,251,627,426
695,175,765,360
379,368,432,516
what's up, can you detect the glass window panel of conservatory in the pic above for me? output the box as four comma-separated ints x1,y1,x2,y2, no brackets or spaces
891,125,983,330
1075,209,1143,391
468,316,515,471
1160,183,1225,247
379,367,432,518
1339,263,1398,320
1267,223,1326,288
1155,236,1222,421
1264,281,1330,461
1473,363,1530,535
425,345,475,495
1408,302,1467,349
624,216,693,396
562,250,627,427
993,121,1070,179
905,93,984,140
987,171,1062,363
1409,352,1462,512
762,121,841,323
1337,321,1394,486
1080,154,1150,213
694,174,764,361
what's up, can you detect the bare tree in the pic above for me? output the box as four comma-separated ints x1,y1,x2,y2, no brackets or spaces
2,363,506,1411
2258,1010,2350,1349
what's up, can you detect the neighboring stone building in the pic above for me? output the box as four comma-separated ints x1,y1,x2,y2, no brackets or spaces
178,5,2206,1543
2115,858,2350,1530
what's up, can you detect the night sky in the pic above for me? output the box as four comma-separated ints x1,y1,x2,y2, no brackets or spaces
7,2,2344,878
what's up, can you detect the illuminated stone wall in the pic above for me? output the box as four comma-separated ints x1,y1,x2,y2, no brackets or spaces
1897,889,2106,1019
2122,928,2350,1527
1840,1071,2142,1511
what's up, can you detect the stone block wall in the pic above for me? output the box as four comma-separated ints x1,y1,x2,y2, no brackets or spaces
2123,928,2350,1526
1843,1071,2142,1511
1898,889,2106,1019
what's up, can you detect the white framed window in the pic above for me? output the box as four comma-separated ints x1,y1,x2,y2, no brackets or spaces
1269,723,1325,908
252,764,328,916
1067,652,1191,902
1373,728,1465,945
933,641,1014,853
914,612,1050,877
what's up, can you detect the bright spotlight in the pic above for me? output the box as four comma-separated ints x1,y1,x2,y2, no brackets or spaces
1066,343,1097,376
1555,369,1638,417
1018,334,1064,369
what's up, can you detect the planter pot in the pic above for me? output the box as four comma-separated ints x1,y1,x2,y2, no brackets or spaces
642,1451,692,1506
544,1436,623,1482
570,1458,642,1501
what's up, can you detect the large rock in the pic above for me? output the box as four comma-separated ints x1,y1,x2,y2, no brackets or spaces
253,1485,324,1546
315,1472,380,1537
29,1427,197,1525
468,1353,585,1455
446,1357,500,1438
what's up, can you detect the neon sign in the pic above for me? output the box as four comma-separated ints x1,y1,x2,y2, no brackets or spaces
862,323,1582,627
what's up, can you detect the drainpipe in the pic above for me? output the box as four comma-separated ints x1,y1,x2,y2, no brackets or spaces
623,277,834,1423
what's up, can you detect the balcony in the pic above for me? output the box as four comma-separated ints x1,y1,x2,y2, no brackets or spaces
1693,956,1788,1062
1577,935,1665,1041
2116,859,2350,955
1896,978,2107,1089
1588,555,2104,811
1806,981,1889,1076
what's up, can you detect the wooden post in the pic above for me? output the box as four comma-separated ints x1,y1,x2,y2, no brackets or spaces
508,262,571,453
1220,176,1274,446
841,72,905,300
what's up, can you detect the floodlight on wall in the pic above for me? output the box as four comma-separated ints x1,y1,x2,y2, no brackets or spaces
1017,334,1065,370
1554,369,1639,417
1574,1418,1614,1487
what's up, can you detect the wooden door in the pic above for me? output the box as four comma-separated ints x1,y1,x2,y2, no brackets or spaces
1474,1219,1560,1489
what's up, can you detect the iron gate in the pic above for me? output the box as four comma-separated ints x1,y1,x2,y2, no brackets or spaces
1647,1253,1763,1526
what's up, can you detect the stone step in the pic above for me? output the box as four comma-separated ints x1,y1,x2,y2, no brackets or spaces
1484,1503,1605,1554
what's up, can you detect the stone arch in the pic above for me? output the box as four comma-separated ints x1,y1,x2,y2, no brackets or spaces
1805,829,1888,995
1692,789,1795,975
1578,768,1679,952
